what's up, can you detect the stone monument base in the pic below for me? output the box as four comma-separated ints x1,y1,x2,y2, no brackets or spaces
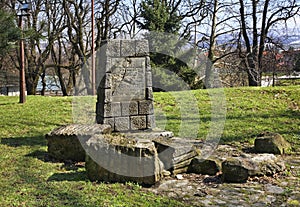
46,126,288,185
46,124,111,162
46,125,201,185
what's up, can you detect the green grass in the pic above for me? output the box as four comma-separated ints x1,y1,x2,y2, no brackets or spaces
276,79,300,86
154,86,300,150
0,86,299,206
0,96,183,207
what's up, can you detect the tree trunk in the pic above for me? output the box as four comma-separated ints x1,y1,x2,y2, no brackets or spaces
41,71,46,96
247,55,260,86
205,0,218,88
56,66,68,96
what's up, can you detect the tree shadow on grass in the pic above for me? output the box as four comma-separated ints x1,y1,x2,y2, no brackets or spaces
26,149,88,182
47,171,87,182
1,136,46,147
25,149,57,163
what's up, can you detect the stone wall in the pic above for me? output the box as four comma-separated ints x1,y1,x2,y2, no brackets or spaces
96,40,155,132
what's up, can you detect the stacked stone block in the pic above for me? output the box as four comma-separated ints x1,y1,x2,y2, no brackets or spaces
96,39,155,132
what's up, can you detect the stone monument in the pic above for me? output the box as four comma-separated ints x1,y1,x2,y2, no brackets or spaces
46,39,287,185
96,39,155,132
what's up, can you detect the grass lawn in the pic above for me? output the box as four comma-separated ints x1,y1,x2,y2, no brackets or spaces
0,86,299,206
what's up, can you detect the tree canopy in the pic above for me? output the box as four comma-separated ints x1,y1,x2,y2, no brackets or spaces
0,9,19,56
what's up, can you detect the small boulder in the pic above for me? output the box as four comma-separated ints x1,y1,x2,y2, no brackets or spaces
222,154,285,183
255,132,291,155
188,156,221,176
222,158,249,183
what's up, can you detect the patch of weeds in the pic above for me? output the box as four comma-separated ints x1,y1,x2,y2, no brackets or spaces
287,199,300,206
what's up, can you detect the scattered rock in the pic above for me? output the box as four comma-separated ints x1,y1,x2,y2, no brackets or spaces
46,124,111,161
254,132,291,154
176,174,184,180
188,156,221,175
222,158,249,183
265,184,285,194
222,154,285,183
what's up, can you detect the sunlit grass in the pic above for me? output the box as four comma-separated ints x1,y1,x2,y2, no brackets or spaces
0,85,299,206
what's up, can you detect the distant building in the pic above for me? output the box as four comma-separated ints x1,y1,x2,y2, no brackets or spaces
0,69,22,96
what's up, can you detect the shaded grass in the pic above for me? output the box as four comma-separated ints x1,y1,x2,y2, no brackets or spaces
0,86,299,206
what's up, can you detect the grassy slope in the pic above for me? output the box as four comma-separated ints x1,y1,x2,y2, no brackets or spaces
0,86,299,206
155,86,300,149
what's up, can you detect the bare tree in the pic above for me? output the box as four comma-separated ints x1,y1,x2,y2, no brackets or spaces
238,0,300,86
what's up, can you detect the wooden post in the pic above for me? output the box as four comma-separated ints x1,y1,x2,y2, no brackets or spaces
18,14,26,103
91,0,96,95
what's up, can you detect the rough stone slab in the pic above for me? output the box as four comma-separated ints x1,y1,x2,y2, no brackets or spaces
46,124,111,162
85,134,163,185
47,124,112,136
153,137,200,174
173,150,199,164
124,130,174,139
255,132,291,154
222,154,286,183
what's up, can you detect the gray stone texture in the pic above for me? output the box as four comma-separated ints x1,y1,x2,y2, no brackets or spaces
114,117,130,132
96,39,155,131
254,132,291,155
147,115,156,129
130,116,147,130
153,137,200,175
188,157,222,176
46,124,111,162
85,134,163,185
121,101,138,116
139,100,154,115
222,154,286,183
